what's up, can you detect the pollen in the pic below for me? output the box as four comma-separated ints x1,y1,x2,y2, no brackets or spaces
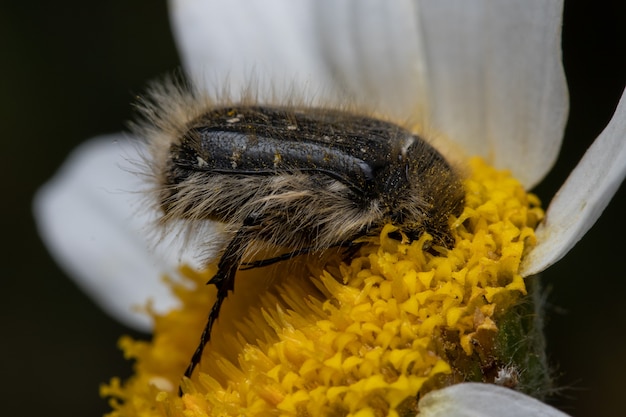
101,157,546,417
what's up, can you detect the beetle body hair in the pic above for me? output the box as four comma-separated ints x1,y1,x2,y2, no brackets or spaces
158,171,383,255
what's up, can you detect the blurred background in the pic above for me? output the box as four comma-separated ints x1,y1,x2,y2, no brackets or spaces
1,1,624,416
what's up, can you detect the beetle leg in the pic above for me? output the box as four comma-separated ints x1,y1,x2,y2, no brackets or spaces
179,216,260,395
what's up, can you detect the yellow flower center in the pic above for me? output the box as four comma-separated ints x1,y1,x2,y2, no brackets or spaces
101,157,545,417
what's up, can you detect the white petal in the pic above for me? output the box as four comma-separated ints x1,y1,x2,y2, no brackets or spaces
417,0,568,189
521,89,626,276
418,383,570,417
33,136,203,331
314,0,427,117
168,0,330,101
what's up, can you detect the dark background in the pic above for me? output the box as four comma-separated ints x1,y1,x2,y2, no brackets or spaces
2,2,624,416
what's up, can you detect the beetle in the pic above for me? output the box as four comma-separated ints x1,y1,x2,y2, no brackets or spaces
136,83,465,392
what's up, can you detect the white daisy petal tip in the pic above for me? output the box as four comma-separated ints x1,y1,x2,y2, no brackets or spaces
418,383,570,417
33,135,185,332
522,88,626,277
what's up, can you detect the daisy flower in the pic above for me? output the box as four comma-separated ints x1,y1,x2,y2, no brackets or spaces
33,1,625,416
